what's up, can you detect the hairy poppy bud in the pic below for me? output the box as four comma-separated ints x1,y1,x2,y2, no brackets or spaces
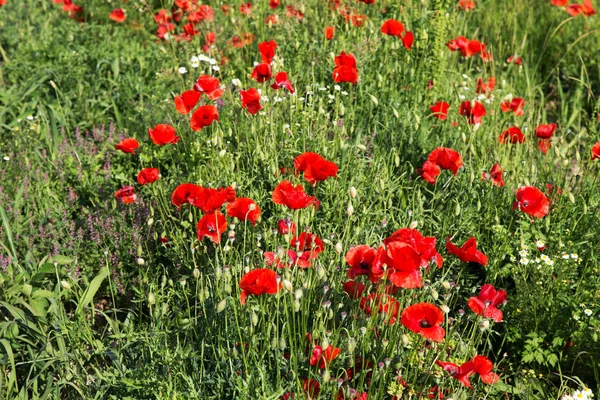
322,369,330,382
61,280,71,290
148,292,156,305
441,305,450,314
347,203,354,216
251,312,259,326
335,242,343,254
137,257,145,265
349,186,357,199
217,299,227,313
193,268,200,279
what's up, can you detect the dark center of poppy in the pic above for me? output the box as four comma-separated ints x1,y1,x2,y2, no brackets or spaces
484,300,491,307
419,320,431,328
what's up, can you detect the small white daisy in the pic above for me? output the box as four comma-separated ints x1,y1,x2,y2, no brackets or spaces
178,67,188,75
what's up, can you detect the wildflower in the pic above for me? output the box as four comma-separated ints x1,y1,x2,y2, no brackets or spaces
430,101,450,120
458,100,486,124
114,137,140,154
499,126,525,144
148,124,180,145
193,75,224,100
109,8,126,22
196,211,228,244
272,180,318,209
401,302,445,342
324,26,334,40
239,268,281,305
482,162,504,187
115,186,136,204
584,309,593,316
190,105,219,131
294,152,339,185
137,168,160,185
240,88,262,114
513,186,550,219
446,237,488,266
178,67,188,75
332,51,359,85
226,198,261,225
468,284,508,322
309,345,341,368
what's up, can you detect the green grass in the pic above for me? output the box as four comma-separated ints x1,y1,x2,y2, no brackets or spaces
1,0,600,398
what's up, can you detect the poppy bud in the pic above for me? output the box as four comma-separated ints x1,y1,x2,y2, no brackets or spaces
161,275,167,288
430,288,439,300
279,337,286,350
402,334,410,346
349,186,357,198
148,292,156,305
442,281,451,290
282,279,293,292
252,312,259,326
441,305,450,314
347,338,357,353
335,242,343,254
409,220,419,229
322,369,330,382
347,203,354,216
162,303,169,315
271,337,278,350
217,299,227,313
479,319,490,331
179,279,186,288
61,280,71,290
147,218,154,226
137,257,145,265
294,300,301,312
294,288,303,299
193,268,200,279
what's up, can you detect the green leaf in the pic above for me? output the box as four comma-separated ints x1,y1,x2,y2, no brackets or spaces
48,255,73,265
75,267,109,316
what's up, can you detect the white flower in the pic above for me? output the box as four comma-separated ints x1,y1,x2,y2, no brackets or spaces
178,67,188,75
519,249,529,257
573,314,580,321
3,156,9,161
328,94,335,100
212,65,220,71
283,124,290,129
458,94,466,100
191,60,200,69
334,85,341,91
545,259,554,266
26,115,34,121
341,91,348,96
571,253,578,259
584,309,593,316
520,258,530,265
232,78,242,87
535,240,545,248
540,254,550,262
562,252,570,259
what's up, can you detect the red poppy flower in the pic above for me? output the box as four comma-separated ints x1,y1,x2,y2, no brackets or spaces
566,0,596,16
468,284,507,322
476,76,496,94
537,139,551,154
506,54,523,64
402,31,415,50
0,0,7,6
324,25,335,40
428,147,463,175
346,245,377,279
309,345,340,369
381,19,404,37
171,183,203,209
458,100,486,124
535,123,556,139
360,293,401,324
499,126,525,144
591,142,600,160
137,168,160,185
226,197,261,225
294,152,339,185
552,0,568,5
114,138,140,154
286,5,304,18
446,237,488,266
418,160,441,184
240,88,262,114
446,36,485,57
436,360,476,387
430,101,450,120
500,97,525,116
174,90,201,115
196,211,227,244
115,186,136,204
240,2,252,15
343,281,365,299
190,105,219,131
371,242,423,288
401,302,445,342
239,268,280,305
514,186,550,218
384,228,443,268
258,40,277,64
109,8,126,22
251,63,273,83
154,9,171,24
332,51,359,85
290,232,324,257
272,180,318,210
472,355,500,384
269,0,280,8
302,378,320,399
482,162,504,187
458,0,476,10
277,219,296,235
148,124,180,146
193,76,224,100
264,249,313,269
270,72,295,93
191,187,236,213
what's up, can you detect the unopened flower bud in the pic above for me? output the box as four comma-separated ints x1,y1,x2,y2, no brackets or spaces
148,292,156,305
442,281,451,290
335,242,343,254
441,305,450,314
402,334,410,346
216,299,227,313
137,257,145,265
349,186,357,199
294,288,303,299
282,279,293,292
60,280,71,290
409,221,419,229
193,268,200,279
347,203,354,216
